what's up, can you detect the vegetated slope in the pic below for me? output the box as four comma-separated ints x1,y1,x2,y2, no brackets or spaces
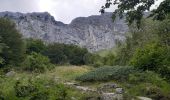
0,11,128,52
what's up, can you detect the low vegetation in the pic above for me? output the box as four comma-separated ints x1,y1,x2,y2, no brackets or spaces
0,66,94,100
76,66,136,82
23,52,53,73
0,11,170,99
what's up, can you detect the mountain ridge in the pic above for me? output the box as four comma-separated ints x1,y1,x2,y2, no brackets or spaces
0,11,128,52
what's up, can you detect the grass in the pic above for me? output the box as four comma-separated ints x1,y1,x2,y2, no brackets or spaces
34,65,92,83
51,65,91,80
1,65,170,100
0,65,94,100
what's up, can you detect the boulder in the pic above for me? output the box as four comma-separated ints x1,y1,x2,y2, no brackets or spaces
5,71,16,77
115,88,124,94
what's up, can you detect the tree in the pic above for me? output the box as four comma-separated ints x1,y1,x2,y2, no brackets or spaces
101,0,170,27
44,43,90,65
44,43,68,65
0,18,25,66
25,38,46,54
0,37,5,65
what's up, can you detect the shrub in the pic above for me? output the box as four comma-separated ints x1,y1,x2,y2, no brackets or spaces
128,71,168,85
14,81,37,97
23,52,53,73
103,53,115,66
126,71,170,99
127,83,170,100
76,66,136,82
14,79,71,100
0,91,4,100
129,42,170,80
30,92,49,100
130,42,167,71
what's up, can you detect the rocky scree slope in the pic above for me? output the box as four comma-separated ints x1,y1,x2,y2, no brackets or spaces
0,11,128,52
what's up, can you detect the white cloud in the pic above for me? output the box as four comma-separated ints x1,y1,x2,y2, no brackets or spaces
0,0,40,12
38,0,112,24
0,0,163,24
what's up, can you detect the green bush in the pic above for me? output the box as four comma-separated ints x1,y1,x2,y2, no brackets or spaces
30,92,49,100
76,66,136,82
130,42,167,71
23,52,53,73
129,42,170,80
103,53,115,66
128,71,168,85
13,79,71,100
14,81,37,97
126,71,170,99
127,83,170,100
0,91,4,100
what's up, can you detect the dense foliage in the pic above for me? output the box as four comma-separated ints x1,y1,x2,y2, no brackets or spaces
44,43,92,65
14,81,71,100
0,18,25,67
23,52,53,73
126,71,170,99
130,42,170,74
101,0,170,27
0,76,80,100
110,16,170,80
25,38,46,54
76,66,136,82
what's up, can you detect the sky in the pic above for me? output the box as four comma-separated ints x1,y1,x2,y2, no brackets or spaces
0,0,163,24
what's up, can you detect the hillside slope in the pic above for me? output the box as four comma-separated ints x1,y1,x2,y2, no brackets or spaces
0,12,128,52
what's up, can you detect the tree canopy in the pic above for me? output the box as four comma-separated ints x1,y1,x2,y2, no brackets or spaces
101,0,170,27
0,18,25,66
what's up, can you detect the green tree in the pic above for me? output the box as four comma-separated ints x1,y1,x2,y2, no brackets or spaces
44,43,90,65
25,38,46,54
0,18,25,66
68,45,88,65
114,19,158,65
44,43,68,65
101,0,170,27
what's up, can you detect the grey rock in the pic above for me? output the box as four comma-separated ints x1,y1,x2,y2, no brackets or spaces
6,71,16,77
98,83,119,93
101,93,123,100
137,96,152,100
0,11,128,52
115,88,124,94
103,83,118,89
75,86,96,92
64,82,79,86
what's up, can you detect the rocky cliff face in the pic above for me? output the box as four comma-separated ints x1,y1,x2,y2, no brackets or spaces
0,11,128,52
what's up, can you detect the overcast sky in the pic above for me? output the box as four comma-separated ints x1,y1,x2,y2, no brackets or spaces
0,0,163,24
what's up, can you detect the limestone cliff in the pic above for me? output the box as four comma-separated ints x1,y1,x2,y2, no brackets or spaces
0,11,128,52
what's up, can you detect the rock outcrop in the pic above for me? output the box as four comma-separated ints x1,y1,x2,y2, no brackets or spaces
0,11,128,52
